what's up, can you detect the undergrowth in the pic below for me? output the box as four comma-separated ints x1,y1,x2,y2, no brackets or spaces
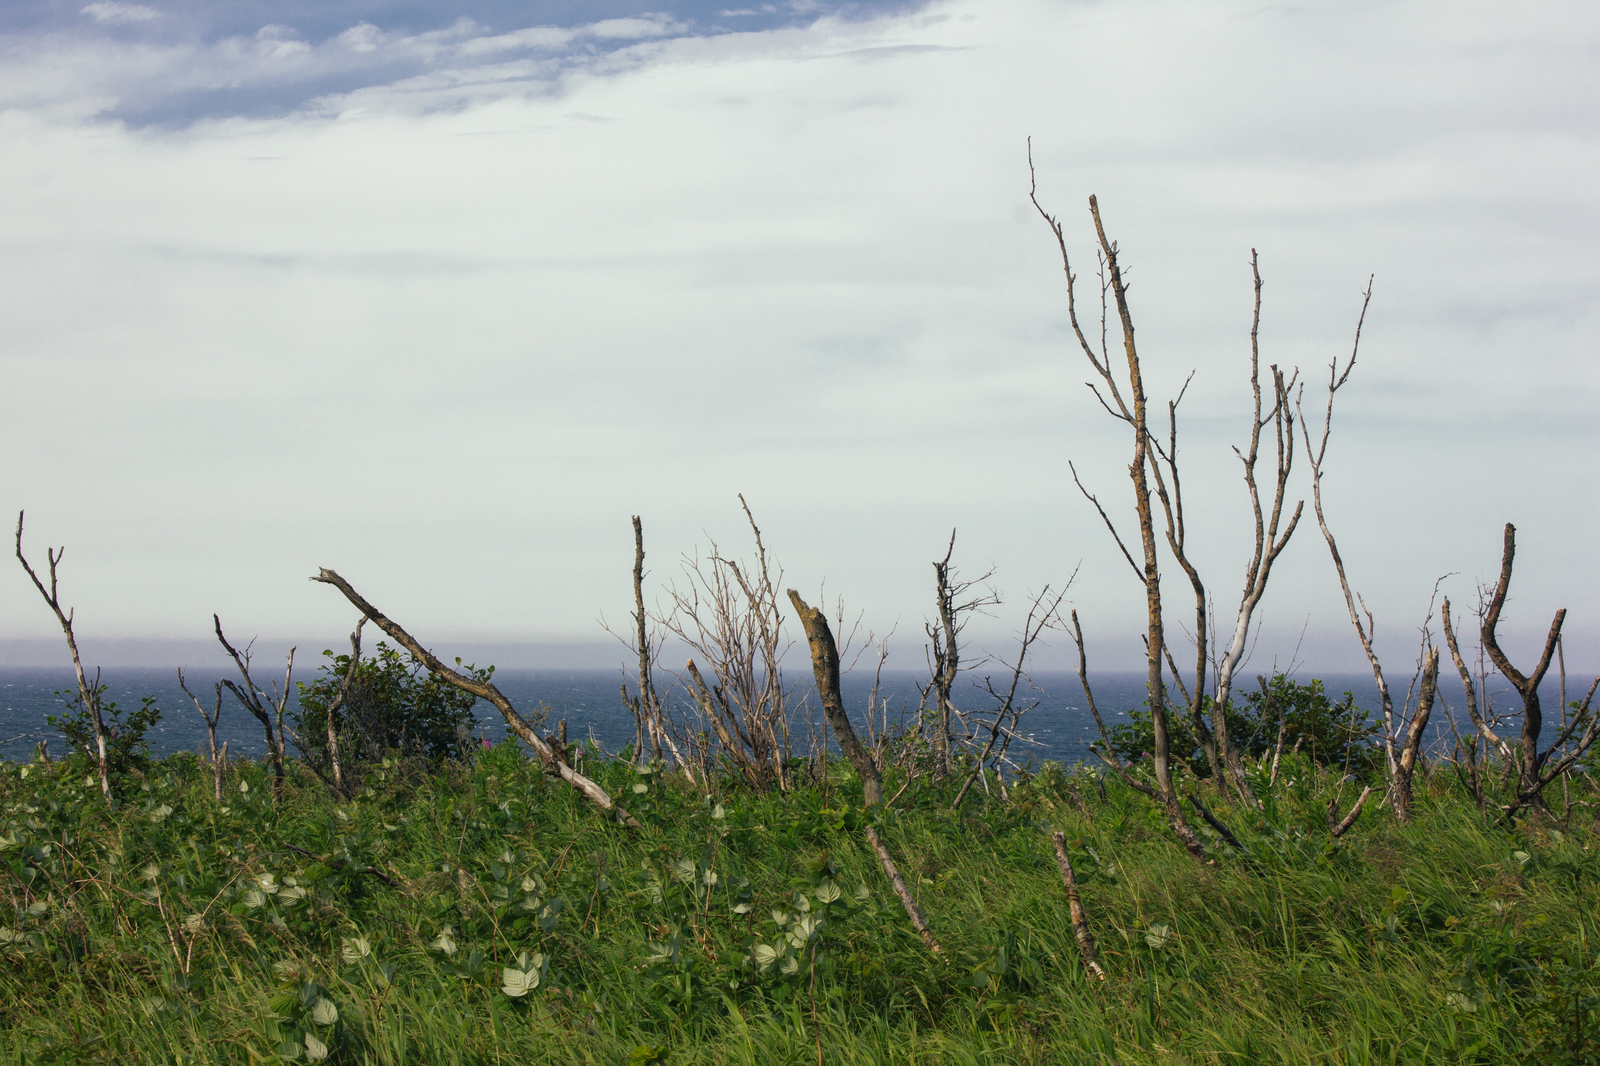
1,746,1596,1065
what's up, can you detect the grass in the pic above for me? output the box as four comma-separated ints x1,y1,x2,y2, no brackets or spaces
1,743,1596,1064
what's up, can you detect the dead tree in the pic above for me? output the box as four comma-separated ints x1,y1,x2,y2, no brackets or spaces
1194,256,1302,806
927,531,997,779
1474,524,1600,819
177,670,228,802
1295,280,1422,812
787,590,883,806
15,512,110,802
213,616,293,798
1028,181,1204,862
311,568,639,827
661,497,793,792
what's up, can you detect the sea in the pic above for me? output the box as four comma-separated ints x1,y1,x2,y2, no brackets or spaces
0,665,1547,770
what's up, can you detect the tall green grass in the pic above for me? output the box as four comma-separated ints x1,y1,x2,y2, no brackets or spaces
1,746,1594,1064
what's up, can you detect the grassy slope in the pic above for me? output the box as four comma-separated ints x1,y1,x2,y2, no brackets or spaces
0,747,1595,1065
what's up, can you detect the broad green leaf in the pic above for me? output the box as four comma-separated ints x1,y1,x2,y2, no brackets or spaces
1145,923,1173,948
752,943,781,968
242,889,267,909
303,1033,329,1061
310,997,338,1026
341,937,372,962
429,927,458,956
632,783,649,794
501,966,539,997
814,881,842,904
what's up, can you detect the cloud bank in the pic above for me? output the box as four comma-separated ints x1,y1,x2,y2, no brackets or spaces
1,0,1597,677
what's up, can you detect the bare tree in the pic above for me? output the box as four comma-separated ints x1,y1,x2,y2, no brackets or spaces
1474,524,1600,819
311,568,639,826
1028,180,1204,862
177,669,227,802
927,531,998,779
15,512,110,801
661,498,793,792
787,590,883,806
213,615,294,799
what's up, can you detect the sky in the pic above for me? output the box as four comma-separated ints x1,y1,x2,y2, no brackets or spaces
1,0,1597,684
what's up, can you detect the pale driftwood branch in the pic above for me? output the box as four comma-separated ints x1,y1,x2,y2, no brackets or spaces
1050,831,1106,980
310,568,639,828
1441,598,1514,761
864,826,941,954
788,589,883,806
15,512,111,802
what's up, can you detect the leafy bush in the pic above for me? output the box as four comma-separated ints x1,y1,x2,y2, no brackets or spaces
46,684,161,789
293,641,486,775
1108,673,1382,779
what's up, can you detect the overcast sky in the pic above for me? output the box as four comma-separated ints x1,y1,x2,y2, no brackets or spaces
1,0,1596,680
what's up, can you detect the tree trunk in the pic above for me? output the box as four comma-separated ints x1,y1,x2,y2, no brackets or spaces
787,590,883,806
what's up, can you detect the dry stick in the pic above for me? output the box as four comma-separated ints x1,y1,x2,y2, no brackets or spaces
15,512,111,802
1049,832,1106,981
177,670,227,802
1267,676,1290,791
1297,280,1410,808
863,826,941,954
1327,786,1373,839
311,568,640,828
1070,610,1157,800
788,590,883,806
324,619,366,798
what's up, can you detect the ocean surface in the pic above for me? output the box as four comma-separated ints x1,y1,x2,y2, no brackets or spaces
0,663,1548,769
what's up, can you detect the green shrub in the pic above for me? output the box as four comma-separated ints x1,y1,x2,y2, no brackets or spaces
46,684,161,791
293,641,487,776
1108,673,1382,779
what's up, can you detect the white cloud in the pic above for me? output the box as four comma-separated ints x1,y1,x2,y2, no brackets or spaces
1,0,1597,675
81,2,164,24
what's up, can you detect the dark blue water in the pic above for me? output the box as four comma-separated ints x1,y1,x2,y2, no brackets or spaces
0,665,1558,769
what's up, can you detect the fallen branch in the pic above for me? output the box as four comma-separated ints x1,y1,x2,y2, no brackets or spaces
1327,786,1373,839
1050,831,1105,980
864,826,941,954
1185,792,1245,852
311,568,639,829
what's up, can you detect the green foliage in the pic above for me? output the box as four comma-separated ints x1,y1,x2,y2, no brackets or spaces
293,641,487,775
45,684,161,790
0,743,1595,1063
1108,672,1383,779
